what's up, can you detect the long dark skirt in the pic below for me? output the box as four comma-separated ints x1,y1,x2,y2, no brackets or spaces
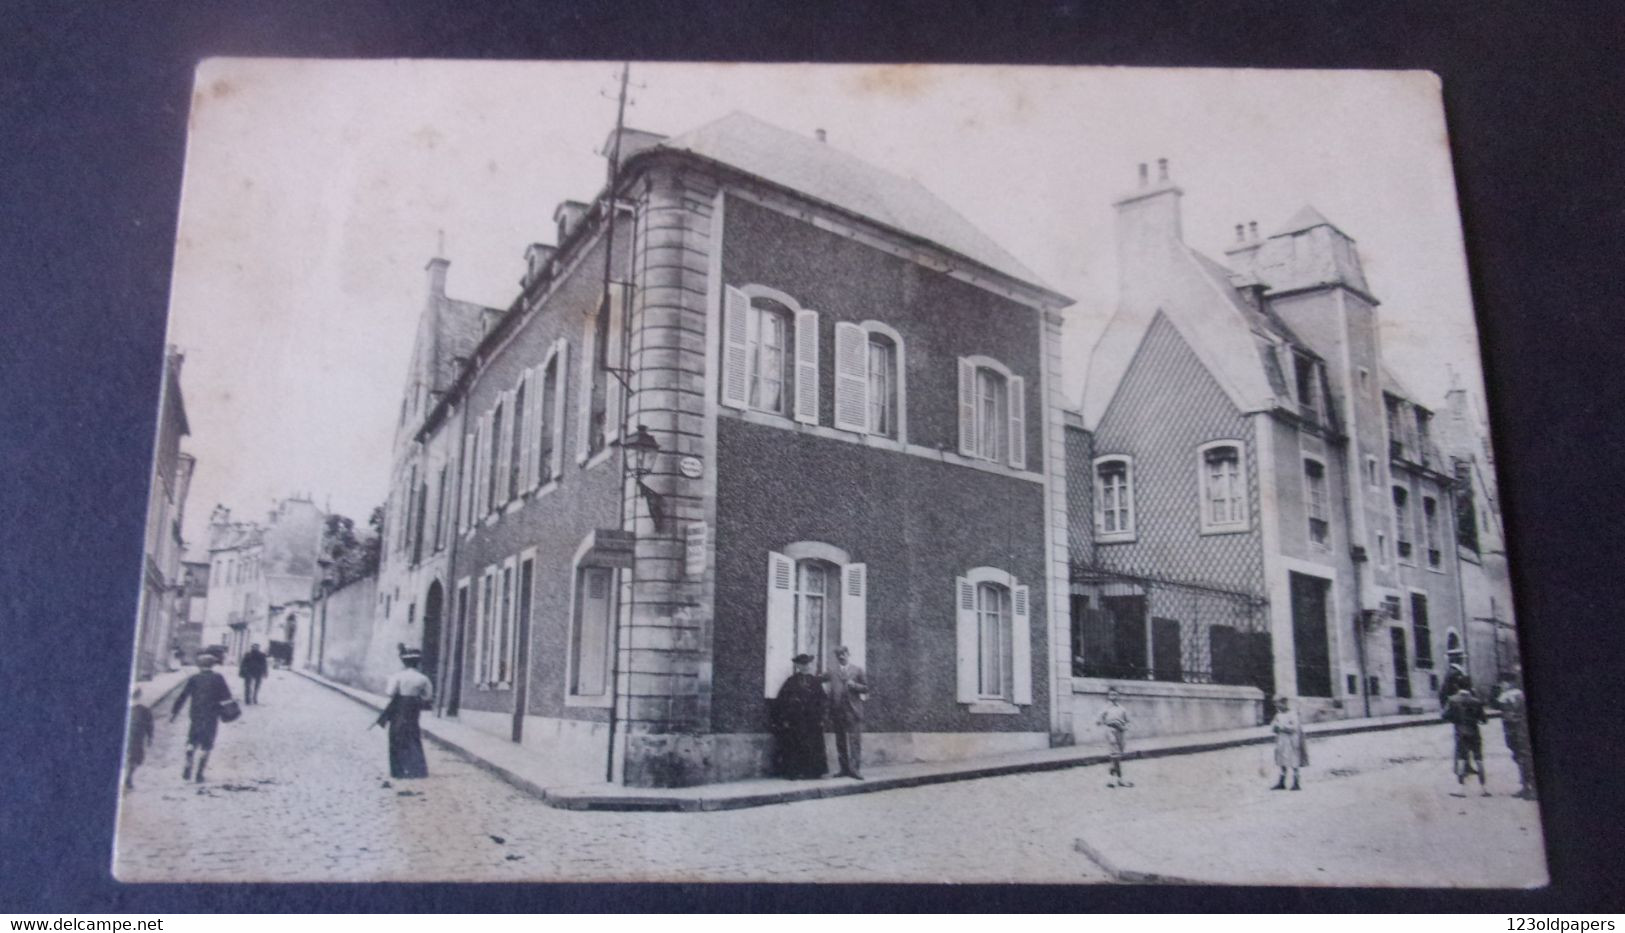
385,701,429,779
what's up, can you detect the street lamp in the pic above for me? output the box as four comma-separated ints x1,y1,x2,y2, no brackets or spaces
615,423,666,531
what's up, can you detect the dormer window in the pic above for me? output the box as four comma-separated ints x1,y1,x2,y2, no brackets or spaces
1293,352,1321,424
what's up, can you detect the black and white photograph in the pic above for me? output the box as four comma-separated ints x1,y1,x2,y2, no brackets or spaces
112,59,1545,887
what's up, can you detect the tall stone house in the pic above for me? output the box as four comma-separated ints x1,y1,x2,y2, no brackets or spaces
384,113,1075,787
134,346,195,680
1071,161,1467,737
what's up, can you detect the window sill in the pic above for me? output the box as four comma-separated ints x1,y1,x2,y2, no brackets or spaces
966,700,1022,715
1199,523,1249,536
582,448,613,471
565,692,614,709
1095,532,1137,545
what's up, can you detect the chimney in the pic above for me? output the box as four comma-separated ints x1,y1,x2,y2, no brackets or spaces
425,256,449,298
1225,217,1265,273
1114,158,1185,271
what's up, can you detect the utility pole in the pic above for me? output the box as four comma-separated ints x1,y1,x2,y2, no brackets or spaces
603,61,632,785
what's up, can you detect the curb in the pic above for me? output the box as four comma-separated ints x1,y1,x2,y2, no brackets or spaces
1073,836,1201,885
295,667,1441,813
292,669,555,803
548,715,1441,813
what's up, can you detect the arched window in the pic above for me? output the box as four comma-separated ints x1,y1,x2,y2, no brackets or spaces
1094,456,1136,541
867,332,898,438
1393,485,1413,561
834,321,905,440
1304,457,1329,547
746,298,790,414
956,355,1025,468
762,543,867,697
1198,441,1248,533
722,285,819,424
954,567,1032,708
976,581,1012,699
793,559,841,673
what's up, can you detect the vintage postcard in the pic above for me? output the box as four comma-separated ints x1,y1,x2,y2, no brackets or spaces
116,60,1544,886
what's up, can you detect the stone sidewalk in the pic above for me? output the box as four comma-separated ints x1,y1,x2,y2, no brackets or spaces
298,668,1442,812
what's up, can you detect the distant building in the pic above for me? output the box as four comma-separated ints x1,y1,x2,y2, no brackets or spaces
1071,161,1468,737
201,497,324,662
382,113,1073,787
1436,381,1520,689
174,558,210,660
134,347,195,680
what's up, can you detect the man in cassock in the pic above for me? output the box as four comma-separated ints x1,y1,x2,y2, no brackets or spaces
374,647,433,779
771,653,828,779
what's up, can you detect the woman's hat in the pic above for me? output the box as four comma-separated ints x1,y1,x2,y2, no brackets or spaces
792,653,815,665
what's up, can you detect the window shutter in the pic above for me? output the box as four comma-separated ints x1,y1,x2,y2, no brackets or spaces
833,322,869,432
459,432,473,531
476,412,491,517
1007,374,1026,470
721,286,751,410
604,282,628,444
496,392,514,504
551,341,569,480
841,563,867,669
576,317,595,464
1011,583,1033,705
793,308,819,425
958,358,977,457
518,369,536,490
764,551,796,698
470,419,483,523
955,576,978,703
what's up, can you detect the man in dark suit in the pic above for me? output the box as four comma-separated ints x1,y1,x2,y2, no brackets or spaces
239,642,269,705
824,645,869,779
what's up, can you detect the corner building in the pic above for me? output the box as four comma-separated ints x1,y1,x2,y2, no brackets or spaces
397,113,1074,787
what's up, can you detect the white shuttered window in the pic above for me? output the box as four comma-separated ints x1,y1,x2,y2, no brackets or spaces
957,356,1024,469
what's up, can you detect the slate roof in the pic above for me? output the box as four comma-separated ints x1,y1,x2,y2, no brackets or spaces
1272,204,1340,238
650,112,1057,295
432,296,501,394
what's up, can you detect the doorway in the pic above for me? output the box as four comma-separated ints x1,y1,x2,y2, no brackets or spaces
446,582,469,717
511,557,535,743
1289,572,1333,698
1390,626,1412,699
422,581,444,688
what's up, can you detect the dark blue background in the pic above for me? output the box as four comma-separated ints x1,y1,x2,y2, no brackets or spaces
3,0,1622,913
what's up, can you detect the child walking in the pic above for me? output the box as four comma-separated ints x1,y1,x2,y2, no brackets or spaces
124,687,154,791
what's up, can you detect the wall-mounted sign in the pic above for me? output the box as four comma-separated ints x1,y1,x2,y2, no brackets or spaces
679,456,704,479
684,522,708,578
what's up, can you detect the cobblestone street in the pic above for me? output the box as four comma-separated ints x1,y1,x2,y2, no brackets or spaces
114,670,1546,885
